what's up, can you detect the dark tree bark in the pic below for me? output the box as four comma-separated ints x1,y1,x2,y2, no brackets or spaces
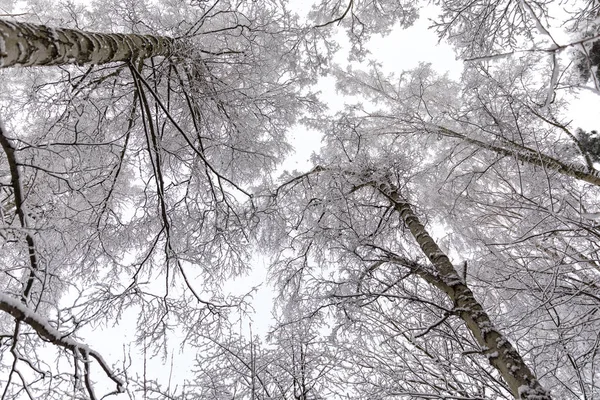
0,19,175,68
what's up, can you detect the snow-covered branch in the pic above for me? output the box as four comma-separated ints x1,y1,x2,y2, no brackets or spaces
0,293,125,397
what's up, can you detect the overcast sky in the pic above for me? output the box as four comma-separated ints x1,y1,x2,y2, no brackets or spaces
42,2,600,397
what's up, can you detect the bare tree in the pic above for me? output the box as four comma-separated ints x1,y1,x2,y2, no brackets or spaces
260,158,553,398
176,313,335,400
433,0,600,93
1,0,599,399
0,1,318,397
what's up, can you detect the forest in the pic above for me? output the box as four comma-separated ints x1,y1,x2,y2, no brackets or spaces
0,0,599,399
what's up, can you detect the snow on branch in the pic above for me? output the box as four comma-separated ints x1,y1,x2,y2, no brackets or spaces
0,293,125,397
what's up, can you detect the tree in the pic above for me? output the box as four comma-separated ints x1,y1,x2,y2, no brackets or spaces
433,0,600,93
259,159,552,398
256,1,600,399
1,0,600,399
184,306,336,400
0,1,319,397
0,19,174,67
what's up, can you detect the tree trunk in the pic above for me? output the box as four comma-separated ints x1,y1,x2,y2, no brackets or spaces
0,19,175,68
375,179,553,400
435,125,600,187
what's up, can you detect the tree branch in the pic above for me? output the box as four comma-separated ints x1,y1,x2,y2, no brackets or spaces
0,293,125,396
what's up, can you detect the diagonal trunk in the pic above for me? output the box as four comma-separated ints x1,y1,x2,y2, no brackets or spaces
0,19,175,68
374,179,552,400
435,124,600,187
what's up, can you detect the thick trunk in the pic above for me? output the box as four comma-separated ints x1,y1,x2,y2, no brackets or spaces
0,19,175,68
375,180,552,400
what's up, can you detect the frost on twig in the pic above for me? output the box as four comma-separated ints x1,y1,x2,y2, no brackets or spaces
0,293,125,397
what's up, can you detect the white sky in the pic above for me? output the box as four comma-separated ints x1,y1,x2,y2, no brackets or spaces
135,5,600,396
5,1,600,398
87,11,467,396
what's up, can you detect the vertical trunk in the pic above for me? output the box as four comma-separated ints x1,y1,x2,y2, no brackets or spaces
0,121,38,304
0,19,175,68
375,180,552,400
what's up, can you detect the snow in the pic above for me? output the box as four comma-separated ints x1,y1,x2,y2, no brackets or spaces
47,27,59,42
517,384,549,399
0,293,85,350
518,385,531,396
0,293,125,393
581,212,600,220
520,0,553,39
544,54,559,108
16,41,24,63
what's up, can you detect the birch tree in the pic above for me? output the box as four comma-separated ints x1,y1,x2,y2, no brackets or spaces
273,55,598,400
1,0,599,399
320,1,600,390
255,1,600,399
0,19,174,67
260,159,552,399
0,1,320,397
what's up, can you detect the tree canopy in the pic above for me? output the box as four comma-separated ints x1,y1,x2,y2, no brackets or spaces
0,0,599,399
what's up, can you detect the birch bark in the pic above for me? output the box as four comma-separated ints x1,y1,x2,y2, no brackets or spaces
0,19,175,68
435,125,600,187
374,178,552,400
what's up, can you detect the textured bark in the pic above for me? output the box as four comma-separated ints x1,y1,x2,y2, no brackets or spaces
436,125,600,187
0,19,175,68
375,180,552,400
